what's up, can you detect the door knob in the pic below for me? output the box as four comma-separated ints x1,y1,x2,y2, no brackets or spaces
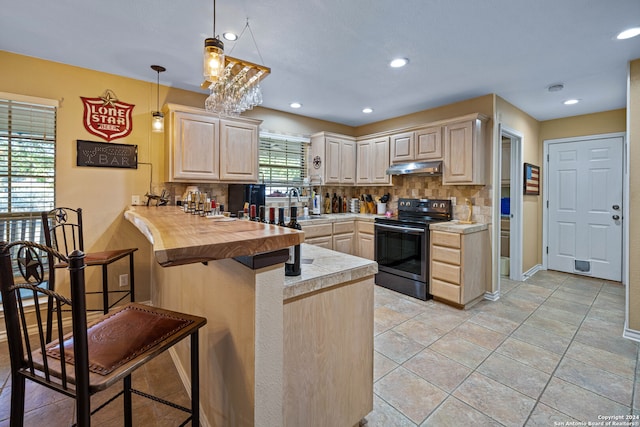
613,205,620,210
613,215,620,220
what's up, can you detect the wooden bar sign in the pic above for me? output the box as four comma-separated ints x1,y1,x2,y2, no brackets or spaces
76,140,138,169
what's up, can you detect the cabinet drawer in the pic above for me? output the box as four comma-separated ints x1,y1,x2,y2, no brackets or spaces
303,223,333,238
306,235,333,250
356,221,374,234
431,279,461,303
333,221,355,234
431,231,461,249
432,245,461,265
431,260,461,284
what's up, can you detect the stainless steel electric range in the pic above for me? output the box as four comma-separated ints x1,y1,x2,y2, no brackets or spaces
374,198,452,300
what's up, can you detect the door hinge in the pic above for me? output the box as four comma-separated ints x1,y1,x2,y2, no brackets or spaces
546,246,548,254
547,154,549,162
546,200,549,208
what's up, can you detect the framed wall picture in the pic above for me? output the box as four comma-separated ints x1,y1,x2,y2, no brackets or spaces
524,163,540,195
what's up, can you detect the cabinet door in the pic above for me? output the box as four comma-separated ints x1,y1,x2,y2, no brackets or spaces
357,232,375,260
371,137,390,184
415,126,442,160
333,232,354,255
390,132,414,163
306,236,333,250
443,120,474,183
171,111,219,181
219,120,258,181
340,139,356,184
325,138,342,184
356,140,372,185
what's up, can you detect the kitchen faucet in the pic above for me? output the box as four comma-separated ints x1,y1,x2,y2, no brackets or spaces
287,187,301,208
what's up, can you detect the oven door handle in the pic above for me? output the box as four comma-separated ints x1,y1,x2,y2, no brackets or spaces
375,223,425,233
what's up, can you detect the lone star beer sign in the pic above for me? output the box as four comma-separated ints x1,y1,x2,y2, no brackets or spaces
81,89,134,141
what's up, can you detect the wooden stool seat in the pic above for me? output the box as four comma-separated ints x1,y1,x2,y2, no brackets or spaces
42,208,137,314
0,241,207,426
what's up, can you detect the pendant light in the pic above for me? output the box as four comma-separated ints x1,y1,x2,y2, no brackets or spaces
203,0,224,82
150,65,166,133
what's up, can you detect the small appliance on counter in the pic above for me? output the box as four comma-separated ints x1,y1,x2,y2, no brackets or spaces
228,184,266,217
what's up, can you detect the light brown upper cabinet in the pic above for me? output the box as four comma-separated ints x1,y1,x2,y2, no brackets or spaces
356,136,390,185
391,126,442,164
219,119,258,181
164,104,260,183
442,114,487,185
310,132,356,185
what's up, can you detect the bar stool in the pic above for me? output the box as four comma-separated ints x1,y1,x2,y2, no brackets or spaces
41,207,137,314
0,240,206,426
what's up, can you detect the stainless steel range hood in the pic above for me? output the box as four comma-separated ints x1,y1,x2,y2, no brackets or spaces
385,161,442,176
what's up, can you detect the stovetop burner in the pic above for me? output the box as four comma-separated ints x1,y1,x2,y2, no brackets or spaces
376,198,452,226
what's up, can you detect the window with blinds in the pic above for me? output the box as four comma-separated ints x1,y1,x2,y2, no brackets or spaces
0,97,56,213
258,134,308,196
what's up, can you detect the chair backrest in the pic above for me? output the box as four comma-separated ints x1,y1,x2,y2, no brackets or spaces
41,207,85,256
0,240,90,401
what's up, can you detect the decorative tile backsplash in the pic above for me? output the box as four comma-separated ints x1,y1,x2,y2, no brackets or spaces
157,174,493,224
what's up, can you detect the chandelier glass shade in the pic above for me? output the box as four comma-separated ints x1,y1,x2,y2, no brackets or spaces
203,37,225,82
204,56,269,116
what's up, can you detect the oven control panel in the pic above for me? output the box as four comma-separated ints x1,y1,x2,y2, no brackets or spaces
397,198,452,215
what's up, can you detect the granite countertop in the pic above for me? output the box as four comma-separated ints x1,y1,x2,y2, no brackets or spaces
283,243,378,300
430,220,488,234
297,213,383,226
125,206,304,267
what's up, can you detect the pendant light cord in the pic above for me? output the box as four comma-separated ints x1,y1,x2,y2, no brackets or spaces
213,0,216,37
156,70,160,111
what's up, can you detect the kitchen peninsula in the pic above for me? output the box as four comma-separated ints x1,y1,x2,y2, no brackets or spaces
124,205,376,427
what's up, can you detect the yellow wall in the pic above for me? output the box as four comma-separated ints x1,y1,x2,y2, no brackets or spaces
628,59,640,331
355,94,494,137
539,109,626,141
0,51,362,301
495,97,542,274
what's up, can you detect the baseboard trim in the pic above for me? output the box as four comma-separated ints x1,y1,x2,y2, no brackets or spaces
523,264,544,280
484,290,500,301
623,324,640,343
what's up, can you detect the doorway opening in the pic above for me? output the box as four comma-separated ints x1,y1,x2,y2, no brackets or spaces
498,126,523,288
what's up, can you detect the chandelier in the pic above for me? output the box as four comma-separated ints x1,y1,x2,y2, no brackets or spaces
202,1,270,117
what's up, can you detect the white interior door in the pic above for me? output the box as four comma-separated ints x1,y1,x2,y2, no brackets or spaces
547,136,623,281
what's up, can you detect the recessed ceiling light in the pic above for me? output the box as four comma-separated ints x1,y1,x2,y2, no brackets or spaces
290,102,302,109
223,32,238,41
547,83,564,92
617,27,640,40
362,107,373,114
390,58,409,68
563,99,580,105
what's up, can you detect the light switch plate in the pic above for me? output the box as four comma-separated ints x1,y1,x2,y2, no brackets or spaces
131,195,141,205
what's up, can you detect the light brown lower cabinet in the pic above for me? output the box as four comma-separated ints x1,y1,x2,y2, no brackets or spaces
430,229,488,309
356,221,375,260
284,277,374,426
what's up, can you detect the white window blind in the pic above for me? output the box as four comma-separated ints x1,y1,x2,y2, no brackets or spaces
259,133,308,195
0,97,56,213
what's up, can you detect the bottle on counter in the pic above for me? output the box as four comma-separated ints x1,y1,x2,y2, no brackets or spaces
268,207,276,224
342,194,347,213
324,193,331,214
250,204,258,221
285,206,301,276
338,194,342,213
259,205,267,223
332,193,338,213
277,207,286,227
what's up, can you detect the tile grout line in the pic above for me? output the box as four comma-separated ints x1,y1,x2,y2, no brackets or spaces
519,276,599,425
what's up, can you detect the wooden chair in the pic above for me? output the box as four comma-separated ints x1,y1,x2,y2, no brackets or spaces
41,207,137,314
0,240,207,426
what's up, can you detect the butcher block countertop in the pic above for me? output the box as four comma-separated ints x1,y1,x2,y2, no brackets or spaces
125,206,304,267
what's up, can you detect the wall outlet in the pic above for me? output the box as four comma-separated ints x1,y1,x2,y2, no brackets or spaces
119,274,129,287
131,195,141,205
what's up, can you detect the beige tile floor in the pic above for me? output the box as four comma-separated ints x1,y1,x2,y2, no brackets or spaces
368,270,639,426
0,270,637,426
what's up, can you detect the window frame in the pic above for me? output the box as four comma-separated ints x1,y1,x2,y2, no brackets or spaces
258,132,310,196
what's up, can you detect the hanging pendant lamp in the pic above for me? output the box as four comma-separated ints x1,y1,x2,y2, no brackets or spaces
150,65,166,133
